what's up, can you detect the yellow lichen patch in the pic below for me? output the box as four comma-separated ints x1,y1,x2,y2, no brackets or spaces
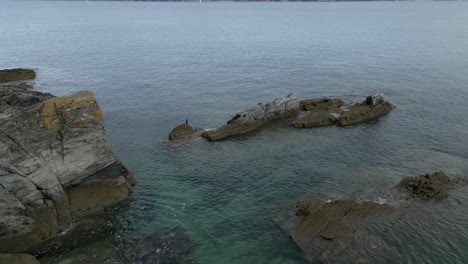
93,108,104,122
41,91,104,130
41,98,61,129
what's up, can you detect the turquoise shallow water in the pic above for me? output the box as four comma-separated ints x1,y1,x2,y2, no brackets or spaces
2,1,468,263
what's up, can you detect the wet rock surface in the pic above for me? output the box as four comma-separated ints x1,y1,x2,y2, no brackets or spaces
180,93,394,142
0,83,135,254
293,112,338,128
395,171,466,201
290,197,395,261
0,253,39,264
167,123,204,146
0,69,36,83
290,171,467,261
202,93,300,141
299,98,344,112
0,82,33,89
337,100,394,126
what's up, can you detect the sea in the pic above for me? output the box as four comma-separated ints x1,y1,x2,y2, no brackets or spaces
1,1,468,263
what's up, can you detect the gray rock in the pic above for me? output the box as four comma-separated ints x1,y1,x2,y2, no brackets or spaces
202,93,300,141
0,86,135,253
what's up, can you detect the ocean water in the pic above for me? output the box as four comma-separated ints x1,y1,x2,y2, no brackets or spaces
2,1,468,263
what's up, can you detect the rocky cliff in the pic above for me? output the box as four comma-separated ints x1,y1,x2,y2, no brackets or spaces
0,77,135,254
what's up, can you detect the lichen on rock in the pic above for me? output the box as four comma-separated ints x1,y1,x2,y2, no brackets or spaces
0,83,135,254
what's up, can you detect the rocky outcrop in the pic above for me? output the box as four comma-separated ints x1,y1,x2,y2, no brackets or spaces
185,93,393,142
202,93,300,141
290,171,466,260
337,95,395,126
0,84,135,254
0,253,39,264
294,94,394,128
299,98,344,112
0,69,36,83
167,123,203,146
0,83,33,90
290,197,394,260
293,111,338,128
395,171,466,201
292,98,343,128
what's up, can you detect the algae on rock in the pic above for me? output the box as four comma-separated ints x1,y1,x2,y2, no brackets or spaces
0,69,36,83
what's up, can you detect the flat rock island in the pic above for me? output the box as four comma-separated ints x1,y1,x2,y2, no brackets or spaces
168,93,395,144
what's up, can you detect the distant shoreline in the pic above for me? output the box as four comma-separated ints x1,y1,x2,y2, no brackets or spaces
43,0,417,2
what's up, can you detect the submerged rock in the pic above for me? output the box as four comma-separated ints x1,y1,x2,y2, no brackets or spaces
290,198,394,260
0,86,135,253
395,171,466,201
0,69,36,83
289,171,466,261
202,93,300,141
0,253,39,264
125,226,197,264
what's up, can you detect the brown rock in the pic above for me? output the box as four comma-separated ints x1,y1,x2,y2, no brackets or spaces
200,93,394,139
395,171,464,201
293,112,337,128
338,101,394,126
0,254,39,264
299,98,344,112
0,69,36,83
168,123,202,141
